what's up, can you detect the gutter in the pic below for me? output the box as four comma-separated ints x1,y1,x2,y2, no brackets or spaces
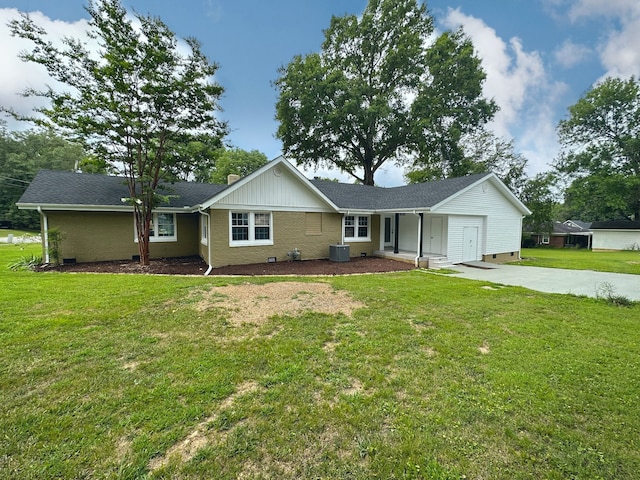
199,207,213,276
37,206,50,264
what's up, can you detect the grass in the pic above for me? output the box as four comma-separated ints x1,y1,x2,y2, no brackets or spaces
1,238,639,479
0,229,40,239
517,247,640,275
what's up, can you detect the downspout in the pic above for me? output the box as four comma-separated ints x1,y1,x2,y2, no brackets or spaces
199,207,213,276
412,212,423,267
415,212,424,266
37,206,50,264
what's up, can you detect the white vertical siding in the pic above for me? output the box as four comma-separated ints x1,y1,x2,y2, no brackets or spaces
592,230,640,250
436,180,524,258
398,213,419,251
214,167,331,211
447,215,485,263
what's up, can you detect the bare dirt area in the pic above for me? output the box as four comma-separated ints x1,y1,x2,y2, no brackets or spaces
194,282,365,325
40,255,416,276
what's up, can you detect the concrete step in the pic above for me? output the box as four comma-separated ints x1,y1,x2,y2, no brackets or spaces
427,257,453,269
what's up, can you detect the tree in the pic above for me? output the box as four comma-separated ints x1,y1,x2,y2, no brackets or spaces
8,0,226,264
409,30,498,180
520,172,559,235
0,125,85,229
207,148,268,184
274,0,495,186
406,130,528,194
555,76,640,221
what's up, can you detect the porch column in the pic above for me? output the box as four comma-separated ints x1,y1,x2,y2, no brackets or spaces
394,213,400,254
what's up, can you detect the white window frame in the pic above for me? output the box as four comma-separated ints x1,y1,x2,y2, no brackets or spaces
343,214,371,242
229,211,273,247
542,234,550,245
134,212,177,243
200,215,208,245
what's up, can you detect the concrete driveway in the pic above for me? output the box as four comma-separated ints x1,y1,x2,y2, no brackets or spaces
450,263,640,301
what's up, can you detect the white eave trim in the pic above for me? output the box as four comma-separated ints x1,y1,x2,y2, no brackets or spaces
372,207,432,214
16,203,197,213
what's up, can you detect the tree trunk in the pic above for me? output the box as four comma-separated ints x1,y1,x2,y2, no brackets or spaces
363,149,375,186
134,208,151,265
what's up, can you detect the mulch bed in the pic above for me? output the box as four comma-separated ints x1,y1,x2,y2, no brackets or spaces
39,255,416,276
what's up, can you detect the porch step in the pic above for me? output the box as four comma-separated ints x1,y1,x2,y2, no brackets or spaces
426,256,453,270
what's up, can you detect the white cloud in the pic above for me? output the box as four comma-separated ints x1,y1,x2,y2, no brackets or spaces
441,8,564,174
554,40,591,68
555,0,640,80
566,0,639,21
0,8,91,128
598,17,640,79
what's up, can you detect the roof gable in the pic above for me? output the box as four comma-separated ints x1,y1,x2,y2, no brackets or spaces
201,156,338,211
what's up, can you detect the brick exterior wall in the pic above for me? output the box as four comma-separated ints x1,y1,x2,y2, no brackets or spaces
43,209,381,266
207,209,380,267
46,211,199,262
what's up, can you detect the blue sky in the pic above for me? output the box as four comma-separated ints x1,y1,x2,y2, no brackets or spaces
1,0,639,186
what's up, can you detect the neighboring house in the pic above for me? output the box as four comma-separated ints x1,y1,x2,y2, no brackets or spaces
591,220,640,251
17,156,531,270
526,220,592,248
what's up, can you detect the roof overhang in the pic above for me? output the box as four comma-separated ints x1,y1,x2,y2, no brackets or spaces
16,203,197,213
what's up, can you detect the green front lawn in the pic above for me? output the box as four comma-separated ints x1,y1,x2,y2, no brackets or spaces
518,247,640,274
1,241,639,479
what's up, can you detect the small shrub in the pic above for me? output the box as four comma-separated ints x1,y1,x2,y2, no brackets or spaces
595,281,634,307
47,228,65,265
8,254,43,271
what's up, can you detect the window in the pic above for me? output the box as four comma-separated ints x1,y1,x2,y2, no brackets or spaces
135,213,177,242
254,213,271,240
344,215,370,242
231,212,249,241
542,234,550,245
229,211,273,246
201,215,208,245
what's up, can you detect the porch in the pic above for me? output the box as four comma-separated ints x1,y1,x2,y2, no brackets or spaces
373,248,453,269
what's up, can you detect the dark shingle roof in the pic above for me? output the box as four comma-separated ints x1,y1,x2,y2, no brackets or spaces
19,168,498,212
591,220,640,230
565,220,592,230
17,170,226,209
311,173,490,210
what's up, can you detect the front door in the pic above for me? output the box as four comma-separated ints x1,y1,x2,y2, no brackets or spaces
384,216,393,248
429,216,443,254
462,226,478,262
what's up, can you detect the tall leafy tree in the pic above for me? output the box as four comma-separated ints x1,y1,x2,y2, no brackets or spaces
406,129,527,195
520,172,559,235
409,30,497,180
0,125,84,229
207,148,268,184
7,0,226,263
274,0,495,185
555,76,640,221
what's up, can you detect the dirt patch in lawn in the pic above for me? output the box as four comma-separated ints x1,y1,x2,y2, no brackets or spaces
195,282,365,325
39,255,416,276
